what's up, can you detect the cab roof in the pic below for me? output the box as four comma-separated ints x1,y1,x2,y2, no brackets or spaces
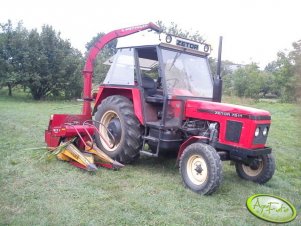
116,30,211,56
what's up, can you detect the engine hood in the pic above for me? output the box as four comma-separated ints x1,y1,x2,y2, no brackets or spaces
186,100,271,120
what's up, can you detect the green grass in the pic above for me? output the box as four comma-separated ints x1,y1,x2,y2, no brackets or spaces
0,94,300,225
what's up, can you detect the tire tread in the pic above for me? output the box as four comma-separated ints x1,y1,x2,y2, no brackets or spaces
179,143,222,195
94,95,142,163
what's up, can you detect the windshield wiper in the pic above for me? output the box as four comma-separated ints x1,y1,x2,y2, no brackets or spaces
169,52,182,71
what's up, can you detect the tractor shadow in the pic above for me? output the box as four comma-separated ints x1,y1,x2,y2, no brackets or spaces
131,153,179,176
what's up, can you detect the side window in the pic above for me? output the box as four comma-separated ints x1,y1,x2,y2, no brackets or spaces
137,47,160,87
103,48,135,85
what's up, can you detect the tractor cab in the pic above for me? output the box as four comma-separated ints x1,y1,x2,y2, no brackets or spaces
102,30,213,132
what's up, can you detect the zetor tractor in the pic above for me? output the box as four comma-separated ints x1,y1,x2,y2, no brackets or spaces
45,23,275,195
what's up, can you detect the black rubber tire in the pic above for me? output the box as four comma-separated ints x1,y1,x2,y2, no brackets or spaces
94,95,142,163
235,153,275,184
179,143,222,195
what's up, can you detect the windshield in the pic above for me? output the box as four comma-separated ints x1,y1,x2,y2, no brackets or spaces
161,48,213,98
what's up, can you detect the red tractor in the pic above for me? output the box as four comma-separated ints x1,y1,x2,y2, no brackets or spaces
45,23,275,195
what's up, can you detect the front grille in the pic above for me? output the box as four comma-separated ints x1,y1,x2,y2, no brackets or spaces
225,120,242,143
253,124,270,144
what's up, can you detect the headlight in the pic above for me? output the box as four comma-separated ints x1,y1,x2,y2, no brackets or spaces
255,127,260,137
262,127,268,136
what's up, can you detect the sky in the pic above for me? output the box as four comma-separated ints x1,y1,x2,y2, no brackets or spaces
1,0,300,68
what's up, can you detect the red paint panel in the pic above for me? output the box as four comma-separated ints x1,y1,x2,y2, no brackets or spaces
93,86,144,125
93,86,132,109
132,88,144,124
185,100,271,149
186,100,271,117
45,114,93,147
45,130,60,148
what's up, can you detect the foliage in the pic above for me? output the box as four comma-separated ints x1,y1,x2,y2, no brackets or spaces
0,20,83,99
209,58,236,78
293,40,301,99
156,20,205,43
224,40,300,102
24,25,84,100
264,41,300,102
227,64,272,99
0,20,28,96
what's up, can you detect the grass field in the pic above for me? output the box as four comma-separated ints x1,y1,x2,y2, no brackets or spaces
0,94,300,225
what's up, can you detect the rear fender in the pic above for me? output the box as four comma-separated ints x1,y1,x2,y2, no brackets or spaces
93,86,144,124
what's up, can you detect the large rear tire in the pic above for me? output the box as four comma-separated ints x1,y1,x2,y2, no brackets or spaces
179,143,222,195
235,153,275,184
94,95,142,163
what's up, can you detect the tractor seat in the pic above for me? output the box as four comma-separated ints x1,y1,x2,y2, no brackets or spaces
141,76,164,104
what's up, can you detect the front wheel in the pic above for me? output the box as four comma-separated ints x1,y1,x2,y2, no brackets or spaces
235,154,275,184
179,143,222,195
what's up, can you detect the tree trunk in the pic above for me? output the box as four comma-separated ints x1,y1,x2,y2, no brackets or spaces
8,84,12,96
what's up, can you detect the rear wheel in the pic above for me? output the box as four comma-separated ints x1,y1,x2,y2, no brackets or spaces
235,154,275,184
179,143,222,195
94,95,142,163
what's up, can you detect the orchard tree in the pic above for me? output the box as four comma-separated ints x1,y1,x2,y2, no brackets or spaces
24,25,83,100
265,50,297,101
264,40,301,102
231,63,272,99
0,20,28,96
0,21,83,99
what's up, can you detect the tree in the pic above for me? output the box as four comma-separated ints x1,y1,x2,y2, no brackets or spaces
0,20,28,96
61,48,83,98
265,51,297,102
24,25,83,100
0,21,83,99
290,40,301,100
263,40,301,102
231,63,272,99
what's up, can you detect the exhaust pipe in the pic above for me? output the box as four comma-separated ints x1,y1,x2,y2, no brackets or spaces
213,36,223,102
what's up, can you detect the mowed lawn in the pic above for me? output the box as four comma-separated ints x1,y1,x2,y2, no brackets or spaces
0,94,300,226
